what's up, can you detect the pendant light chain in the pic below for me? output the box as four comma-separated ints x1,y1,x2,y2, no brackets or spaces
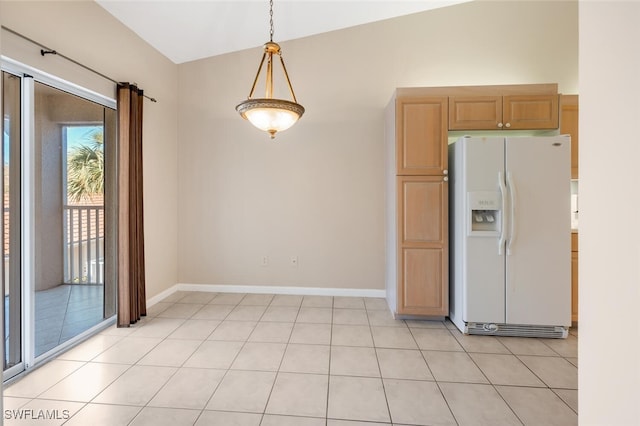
269,0,274,42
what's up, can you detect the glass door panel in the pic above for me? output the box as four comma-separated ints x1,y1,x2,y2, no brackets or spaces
2,71,23,378
33,81,115,358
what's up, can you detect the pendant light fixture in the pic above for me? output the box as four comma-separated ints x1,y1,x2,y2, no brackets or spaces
236,0,304,139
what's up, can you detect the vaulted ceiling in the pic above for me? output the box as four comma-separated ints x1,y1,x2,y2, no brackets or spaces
96,0,472,64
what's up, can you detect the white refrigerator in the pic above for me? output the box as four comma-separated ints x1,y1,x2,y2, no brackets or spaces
449,135,571,338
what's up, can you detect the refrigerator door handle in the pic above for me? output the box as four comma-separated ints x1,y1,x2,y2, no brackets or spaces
498,171,507,255
506,171,517,255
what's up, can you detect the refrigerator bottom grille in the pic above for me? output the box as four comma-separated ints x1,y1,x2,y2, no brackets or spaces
465,322,568,339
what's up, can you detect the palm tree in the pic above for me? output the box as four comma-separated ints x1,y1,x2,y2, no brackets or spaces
66,128,104,203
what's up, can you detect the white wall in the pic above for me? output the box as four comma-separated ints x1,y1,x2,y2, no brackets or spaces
0,1,179,299
579,1,640,424
177,0,578,290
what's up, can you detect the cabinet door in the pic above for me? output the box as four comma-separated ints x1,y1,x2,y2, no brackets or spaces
397,176,448,316
503,94,559,129
396,96,448,175
448,96,502,130
561,95,579,179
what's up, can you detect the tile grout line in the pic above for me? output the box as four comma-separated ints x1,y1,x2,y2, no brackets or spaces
155,292,231,426
367,299,394,425
550,387,579,415
490,384,527,426
178,292,251,426
413,323,462,426
259,295,305,424
324,297,334,426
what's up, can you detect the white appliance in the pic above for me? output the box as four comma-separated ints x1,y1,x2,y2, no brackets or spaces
449,135,571,338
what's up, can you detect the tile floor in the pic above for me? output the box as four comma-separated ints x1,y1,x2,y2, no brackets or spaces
3,292,578,425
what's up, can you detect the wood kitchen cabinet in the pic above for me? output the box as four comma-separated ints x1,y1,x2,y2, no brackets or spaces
385,93,448,317
449,94,559,130
560,94,579,179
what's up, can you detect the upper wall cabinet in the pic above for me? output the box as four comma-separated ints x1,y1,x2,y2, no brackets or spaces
396,96,448,176
504,94,559,130
448,95,502,130
449,94,559,130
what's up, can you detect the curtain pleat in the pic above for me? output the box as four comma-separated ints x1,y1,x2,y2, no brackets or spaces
117,83,146,327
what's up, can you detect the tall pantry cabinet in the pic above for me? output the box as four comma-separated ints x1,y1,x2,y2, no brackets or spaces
385,93,449,317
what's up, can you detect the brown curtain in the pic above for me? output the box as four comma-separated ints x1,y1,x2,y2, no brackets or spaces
117,83,146,326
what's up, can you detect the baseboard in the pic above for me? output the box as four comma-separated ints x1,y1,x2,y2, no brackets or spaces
178,283,385,298
146,285,180,307
147,283,386,307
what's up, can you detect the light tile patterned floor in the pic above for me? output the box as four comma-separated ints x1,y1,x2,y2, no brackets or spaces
3,291,578,425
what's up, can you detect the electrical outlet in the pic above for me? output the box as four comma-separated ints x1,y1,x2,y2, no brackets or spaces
262,256,269,267
290,256,298,267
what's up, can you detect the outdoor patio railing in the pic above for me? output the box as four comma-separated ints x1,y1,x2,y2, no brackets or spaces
63,204,104,284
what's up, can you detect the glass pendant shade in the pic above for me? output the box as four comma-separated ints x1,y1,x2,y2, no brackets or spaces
237,98,304,138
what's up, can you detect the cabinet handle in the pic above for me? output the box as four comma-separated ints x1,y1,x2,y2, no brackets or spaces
498,122,503,128
505,122,511,128
443,176,448,182
443,169,448,175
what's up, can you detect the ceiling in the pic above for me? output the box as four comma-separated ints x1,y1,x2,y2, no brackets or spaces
96,0,472,64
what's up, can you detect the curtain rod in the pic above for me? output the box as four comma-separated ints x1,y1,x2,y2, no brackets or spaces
1,26,157,103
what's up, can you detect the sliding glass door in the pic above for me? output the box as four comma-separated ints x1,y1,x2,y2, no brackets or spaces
1,62,117,380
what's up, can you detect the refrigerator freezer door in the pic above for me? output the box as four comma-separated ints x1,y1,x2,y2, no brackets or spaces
459,137,506,324
504,136,571,326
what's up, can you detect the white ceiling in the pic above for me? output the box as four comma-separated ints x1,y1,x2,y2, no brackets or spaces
96,0,472,64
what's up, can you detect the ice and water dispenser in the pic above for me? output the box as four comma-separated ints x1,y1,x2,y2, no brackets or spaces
467,192,501,235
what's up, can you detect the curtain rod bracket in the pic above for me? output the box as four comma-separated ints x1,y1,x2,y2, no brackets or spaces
40,49,57,56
